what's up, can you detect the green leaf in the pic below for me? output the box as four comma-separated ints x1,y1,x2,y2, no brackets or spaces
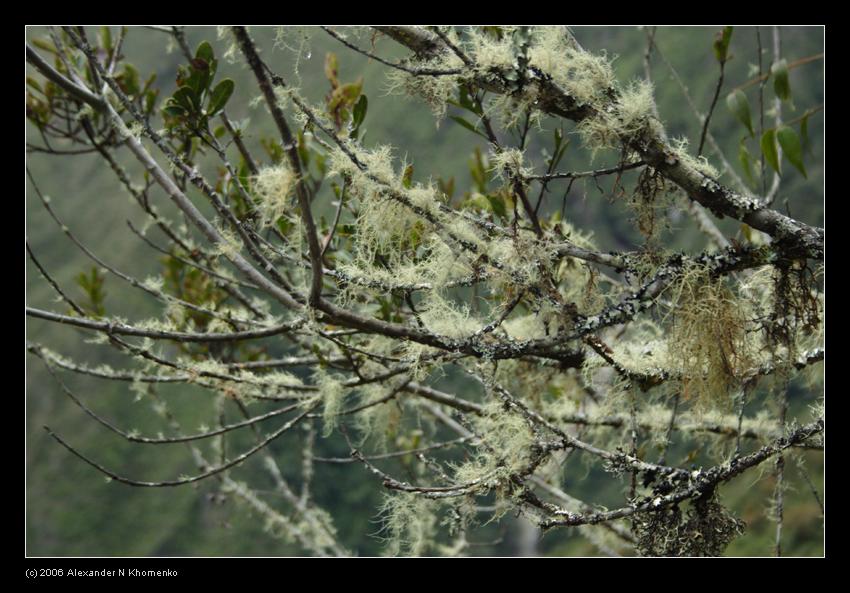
205,58,218,87
485,193,508,220
121,63,140,96
469,147,489,193
777,125,807,178
315,151,327,177
162,103,187,118
100,27,113,53
324,52,339,88
75,267,107,317
550,128,569,170
713,26,733,63
26,77,42,93
145,89,159,114
144,90,159,115
437,177,455,200
172,86,199,113
402,164,414,189
761,129,780,174
726,90,753,136
352,95,368,131
206,79,235,116
462,192,493,213
738,139,755,187
142,73,158,95
184,66,211,100
195,41,215,64
327,79,363,124
297,130,311,167
190,58,209,71
459,85,475,111
31,38,58,54
800,113,811,154
449,116,488,140
771,59,791,102
339,80,363,104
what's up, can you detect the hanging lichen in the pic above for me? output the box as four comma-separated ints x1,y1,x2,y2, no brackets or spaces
630,166,673,243
314,369,346,436
766,259,821,368
666,264,755,408
251,164,297,227
378,492,440,556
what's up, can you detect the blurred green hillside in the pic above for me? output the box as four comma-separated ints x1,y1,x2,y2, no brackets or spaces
26,26,824,556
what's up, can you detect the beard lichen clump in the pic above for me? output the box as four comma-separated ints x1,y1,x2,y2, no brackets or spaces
378,492,440,556
668,136,719,179
251,164,298,228
451,400,536,496
526,28,659,158
529,28,615,104
489,147,532,182
333,146,443,251
314,369,346,437
384,27,466,122
577,79,656,157
418,291,483,339
328,144,478,292
666,264,755,408
385,26,644,135
352,379,406,447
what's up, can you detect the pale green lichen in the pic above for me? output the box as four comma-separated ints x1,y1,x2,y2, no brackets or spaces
556,252,608,317
216,26,240,64
400,341,441,383
485,93,545,130
489,147,532,182
577,79,656,156
252,164,298,227
669,137,719,179
467,27,518,72
212,226,243,260
141,275,164,292
328,144,396,197
664,264,755,408
353,382,399,446
451,400,535,491
527,27,615,107
338,236,471,293
378,492,439,556
74,103,95,122
315,370,346,436
384,49,465,121
501,304,562,342
418,292,482,339
444,217,486,252
272,26,315,86
484,229,554,296
327,144,483,296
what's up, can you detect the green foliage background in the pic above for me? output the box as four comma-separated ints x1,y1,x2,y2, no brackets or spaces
26,26,824,556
